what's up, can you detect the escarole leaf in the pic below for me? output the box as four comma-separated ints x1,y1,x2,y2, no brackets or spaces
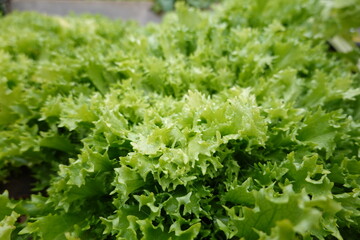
0,212,19,240
218,185,323,239
19,214,84,240
0,192,19,240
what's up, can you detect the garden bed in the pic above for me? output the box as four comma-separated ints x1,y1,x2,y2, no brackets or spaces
0,0,360,239
11,0,161,24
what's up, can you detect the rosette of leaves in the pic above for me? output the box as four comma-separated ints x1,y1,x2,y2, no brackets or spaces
0,0,359,239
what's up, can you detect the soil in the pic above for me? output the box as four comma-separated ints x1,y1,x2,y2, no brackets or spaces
0,166,35,199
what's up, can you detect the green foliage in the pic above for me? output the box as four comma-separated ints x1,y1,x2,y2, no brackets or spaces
0,0,359,239
153,0,220,12
0,192,19,240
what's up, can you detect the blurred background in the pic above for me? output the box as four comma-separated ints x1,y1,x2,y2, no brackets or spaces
0,0,221,25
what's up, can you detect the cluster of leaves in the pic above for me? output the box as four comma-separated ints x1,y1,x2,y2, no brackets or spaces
0,0,360,239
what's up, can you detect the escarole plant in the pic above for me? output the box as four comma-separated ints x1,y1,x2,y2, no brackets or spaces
0,0,359,239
